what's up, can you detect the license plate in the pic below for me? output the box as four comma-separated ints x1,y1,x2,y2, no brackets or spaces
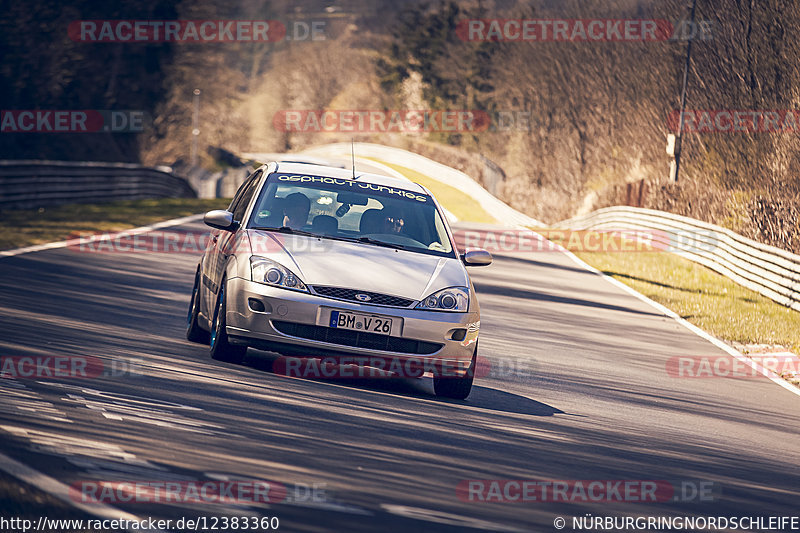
329,311,393,335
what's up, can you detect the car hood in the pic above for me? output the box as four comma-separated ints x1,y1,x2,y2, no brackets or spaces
246,230,467,300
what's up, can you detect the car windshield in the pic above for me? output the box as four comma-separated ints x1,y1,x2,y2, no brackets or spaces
248,172,455,257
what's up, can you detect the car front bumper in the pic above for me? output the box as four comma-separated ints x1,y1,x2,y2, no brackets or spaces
224,277,480,374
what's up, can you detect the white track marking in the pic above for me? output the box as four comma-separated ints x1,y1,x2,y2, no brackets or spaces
0,213,204,258
558,246,800,398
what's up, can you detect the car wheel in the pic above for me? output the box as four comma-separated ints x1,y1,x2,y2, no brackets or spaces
433,343,477,400
186,268,210,344
209,278,247,364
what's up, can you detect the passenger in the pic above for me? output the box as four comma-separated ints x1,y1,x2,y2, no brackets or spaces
382,211,405,234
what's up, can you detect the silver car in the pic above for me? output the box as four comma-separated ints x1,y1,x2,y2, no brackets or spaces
186,162,492,399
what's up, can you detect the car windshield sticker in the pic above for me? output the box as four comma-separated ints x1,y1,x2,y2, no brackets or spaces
270,174,430,203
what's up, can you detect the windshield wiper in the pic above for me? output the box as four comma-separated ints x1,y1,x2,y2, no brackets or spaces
356,237,407,250
258,226,320,238
257,227,407,250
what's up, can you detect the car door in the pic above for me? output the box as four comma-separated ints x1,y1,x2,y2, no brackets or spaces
201,169,263,317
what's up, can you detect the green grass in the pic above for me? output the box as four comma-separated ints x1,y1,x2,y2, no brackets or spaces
365,158,498,224
575,250,800,353
0,197,231,251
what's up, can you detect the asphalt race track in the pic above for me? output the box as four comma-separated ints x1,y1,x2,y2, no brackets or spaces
0,219,798,532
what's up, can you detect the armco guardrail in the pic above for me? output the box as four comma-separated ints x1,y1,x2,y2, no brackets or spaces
0,160,196,210
559,206,800,312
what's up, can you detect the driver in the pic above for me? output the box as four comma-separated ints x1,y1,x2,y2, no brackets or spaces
282,193,310,229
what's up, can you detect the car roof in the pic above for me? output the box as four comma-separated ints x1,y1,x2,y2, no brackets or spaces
270,161,428,195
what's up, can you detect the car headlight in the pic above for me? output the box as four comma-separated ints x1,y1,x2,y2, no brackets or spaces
250,256,308,292
415,287,469,312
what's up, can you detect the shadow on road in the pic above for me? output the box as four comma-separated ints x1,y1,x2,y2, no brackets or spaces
474,281,664,317
241,349,563,417
2,234,800,528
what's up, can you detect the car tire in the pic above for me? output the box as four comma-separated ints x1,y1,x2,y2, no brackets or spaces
186,268,210,344
433,343,476,400
209,278,247,364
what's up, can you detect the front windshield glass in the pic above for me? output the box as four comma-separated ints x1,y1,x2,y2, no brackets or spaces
248,172,455,258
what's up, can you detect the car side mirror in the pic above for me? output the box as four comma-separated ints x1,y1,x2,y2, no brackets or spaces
204,210,238,232
461,249,492,266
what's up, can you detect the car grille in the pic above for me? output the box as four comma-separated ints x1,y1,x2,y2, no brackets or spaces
311,286,415,308
272,321,442,355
